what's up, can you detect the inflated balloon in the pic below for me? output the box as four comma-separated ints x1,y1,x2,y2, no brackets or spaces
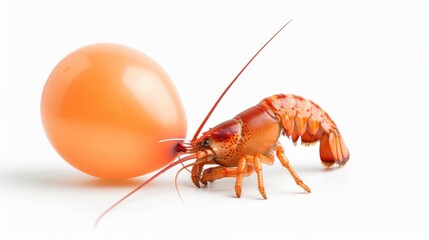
41,43,187,179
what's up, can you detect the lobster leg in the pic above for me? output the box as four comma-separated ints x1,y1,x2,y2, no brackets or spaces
236,154,271,199
191,162,204,187
200,165,253,185
275,143,311,193
191,159,217,187
200,153,275,199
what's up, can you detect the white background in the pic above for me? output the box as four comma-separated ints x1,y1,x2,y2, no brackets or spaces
1,0,428,239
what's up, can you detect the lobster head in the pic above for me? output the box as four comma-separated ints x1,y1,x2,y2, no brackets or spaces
176,118,242,164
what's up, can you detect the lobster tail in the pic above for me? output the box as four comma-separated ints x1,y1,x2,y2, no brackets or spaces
319,131,349,167
259,94,350,168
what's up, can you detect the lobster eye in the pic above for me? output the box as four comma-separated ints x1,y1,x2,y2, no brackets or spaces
201,139,211,147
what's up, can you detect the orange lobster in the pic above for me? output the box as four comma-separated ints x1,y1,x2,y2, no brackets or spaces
95,19,349,226
178,93,349,199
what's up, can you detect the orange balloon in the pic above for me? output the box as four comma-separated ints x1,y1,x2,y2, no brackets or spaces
41,43,187,179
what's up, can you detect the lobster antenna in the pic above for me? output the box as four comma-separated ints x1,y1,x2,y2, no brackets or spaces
94,154,196,228
192,19,293,140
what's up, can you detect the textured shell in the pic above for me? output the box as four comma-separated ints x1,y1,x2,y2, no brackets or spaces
259,94,349,165
259,94,334,140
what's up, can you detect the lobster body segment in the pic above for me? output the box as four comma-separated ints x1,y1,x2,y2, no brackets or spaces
260,94,349,166
199,105,281,167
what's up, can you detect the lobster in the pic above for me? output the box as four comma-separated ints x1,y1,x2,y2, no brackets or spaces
95,19,349,227
179,93,349,199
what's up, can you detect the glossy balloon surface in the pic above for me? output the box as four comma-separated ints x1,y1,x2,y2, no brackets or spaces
41,44,187,179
